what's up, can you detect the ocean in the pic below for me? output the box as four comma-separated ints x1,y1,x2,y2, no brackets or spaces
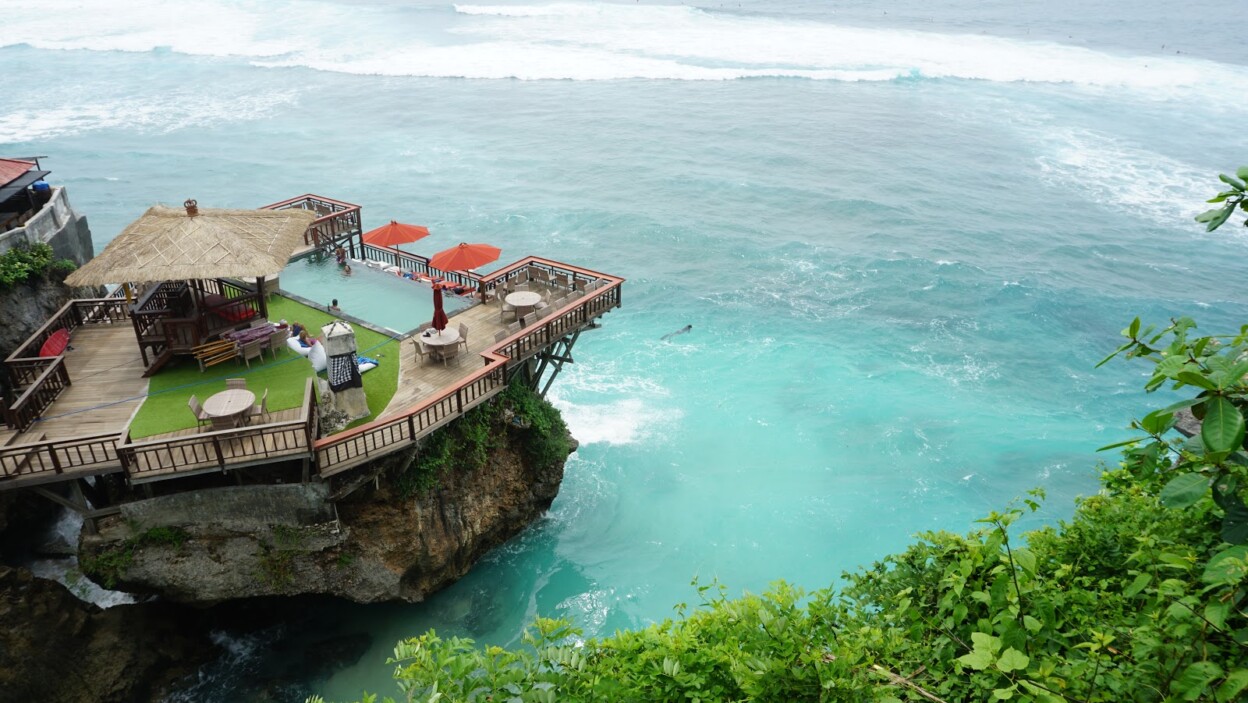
3,0,1248,699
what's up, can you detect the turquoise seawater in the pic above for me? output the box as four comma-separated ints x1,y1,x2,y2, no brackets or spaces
4,0,1248,698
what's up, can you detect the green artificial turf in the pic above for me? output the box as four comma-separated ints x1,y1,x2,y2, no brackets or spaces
128,295,400,439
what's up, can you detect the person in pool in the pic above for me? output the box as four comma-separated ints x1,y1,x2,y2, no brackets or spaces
334,245,346,265
329,299,342,314
342,264,352,275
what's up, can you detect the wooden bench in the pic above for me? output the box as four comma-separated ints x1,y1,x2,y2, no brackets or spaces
192,339,238,371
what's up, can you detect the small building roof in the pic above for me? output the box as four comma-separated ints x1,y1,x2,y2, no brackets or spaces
65,202,317,286
0,158,35,187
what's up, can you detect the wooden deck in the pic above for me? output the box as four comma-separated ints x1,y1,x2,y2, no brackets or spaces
1,252,623,493
18,325,148,441
382,300,512,419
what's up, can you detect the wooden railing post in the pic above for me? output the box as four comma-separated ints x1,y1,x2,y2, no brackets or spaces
212,436,225,469
49,445,63,474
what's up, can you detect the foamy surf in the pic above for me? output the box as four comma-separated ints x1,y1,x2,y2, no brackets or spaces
0,0,1244,96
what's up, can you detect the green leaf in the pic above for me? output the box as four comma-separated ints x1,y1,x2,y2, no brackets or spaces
1175,661,1223,701
1238,167,1248,181
1177,371,1218,390
1097,437,1145,452
1208,206,1236,231
1203,545,1248,585
1217,488,1248,544
1123,572,1152,597
958,649,994,671
1159,473,1209,509
996,648,1030,673
1023,615,1042,633
1216,669,1248,703
1197,207,1227,222
993,686,1015,700
1012,548,1036,576
1128,317,1140,338
1202,397,1246,453
1219,174,1246,191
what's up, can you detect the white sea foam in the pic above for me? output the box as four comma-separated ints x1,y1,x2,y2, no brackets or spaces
0,90,298,142
2,0,1245,95
551,395,682,446
1035,128,1215,227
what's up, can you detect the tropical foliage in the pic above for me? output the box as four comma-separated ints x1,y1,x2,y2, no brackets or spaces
1195,167,1248,232
0,242,76,289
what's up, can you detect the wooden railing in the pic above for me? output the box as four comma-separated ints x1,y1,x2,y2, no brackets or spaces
3,357,69,431
117,378,317,480
0,432,120,482
359,243,481,289
263,194,362,248
8,297,130,364
315,256,624,478
4,297,130,427
316,362,508,476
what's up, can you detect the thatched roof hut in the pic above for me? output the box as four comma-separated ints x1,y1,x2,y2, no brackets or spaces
66,200,316,286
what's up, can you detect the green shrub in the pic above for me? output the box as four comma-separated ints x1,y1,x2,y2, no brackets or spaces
393,381,566,498
0,242,75,289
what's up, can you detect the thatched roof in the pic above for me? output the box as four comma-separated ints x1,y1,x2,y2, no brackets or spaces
66,204,317,286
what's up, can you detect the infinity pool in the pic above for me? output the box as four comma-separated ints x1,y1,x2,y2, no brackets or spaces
278,255,473,334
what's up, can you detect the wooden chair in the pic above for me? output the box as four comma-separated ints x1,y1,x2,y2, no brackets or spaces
226,378,247,390
520,313,536,327
246,388,269,425
506,321,522,335
413,339,435,365
187,395,210,430
237,339,264,369
264,328,288,360
457,323,470,353
500,301,516,322
494,329,508,343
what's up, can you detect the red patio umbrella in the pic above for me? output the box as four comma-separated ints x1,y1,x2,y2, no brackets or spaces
428,242,501,272
431,285,449,332
361,220,431,248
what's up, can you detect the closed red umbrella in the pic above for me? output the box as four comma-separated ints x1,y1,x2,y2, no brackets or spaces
362,221,431,248
428,242,501,272
431,285,449,332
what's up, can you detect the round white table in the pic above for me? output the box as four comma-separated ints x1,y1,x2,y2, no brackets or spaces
505,291,542,317
203,389,255,427
418,328,461,364
419,328,461,348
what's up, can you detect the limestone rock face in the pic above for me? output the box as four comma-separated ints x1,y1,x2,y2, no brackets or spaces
80,431,569,604
0,565,214,703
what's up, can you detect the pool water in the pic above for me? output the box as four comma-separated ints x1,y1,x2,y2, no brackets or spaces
279,255,472,334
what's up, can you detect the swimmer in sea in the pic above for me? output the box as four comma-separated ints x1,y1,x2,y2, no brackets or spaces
660,324,692,341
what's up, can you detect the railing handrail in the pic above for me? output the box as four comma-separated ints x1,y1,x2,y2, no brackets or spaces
121,378,316,450
5,299,77,363
261,193,361,213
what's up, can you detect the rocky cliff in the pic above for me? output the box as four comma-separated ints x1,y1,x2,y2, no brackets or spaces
79,403,573,604
0,565,215,703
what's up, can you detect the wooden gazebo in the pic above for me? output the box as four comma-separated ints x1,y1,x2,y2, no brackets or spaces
66,199,316,373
